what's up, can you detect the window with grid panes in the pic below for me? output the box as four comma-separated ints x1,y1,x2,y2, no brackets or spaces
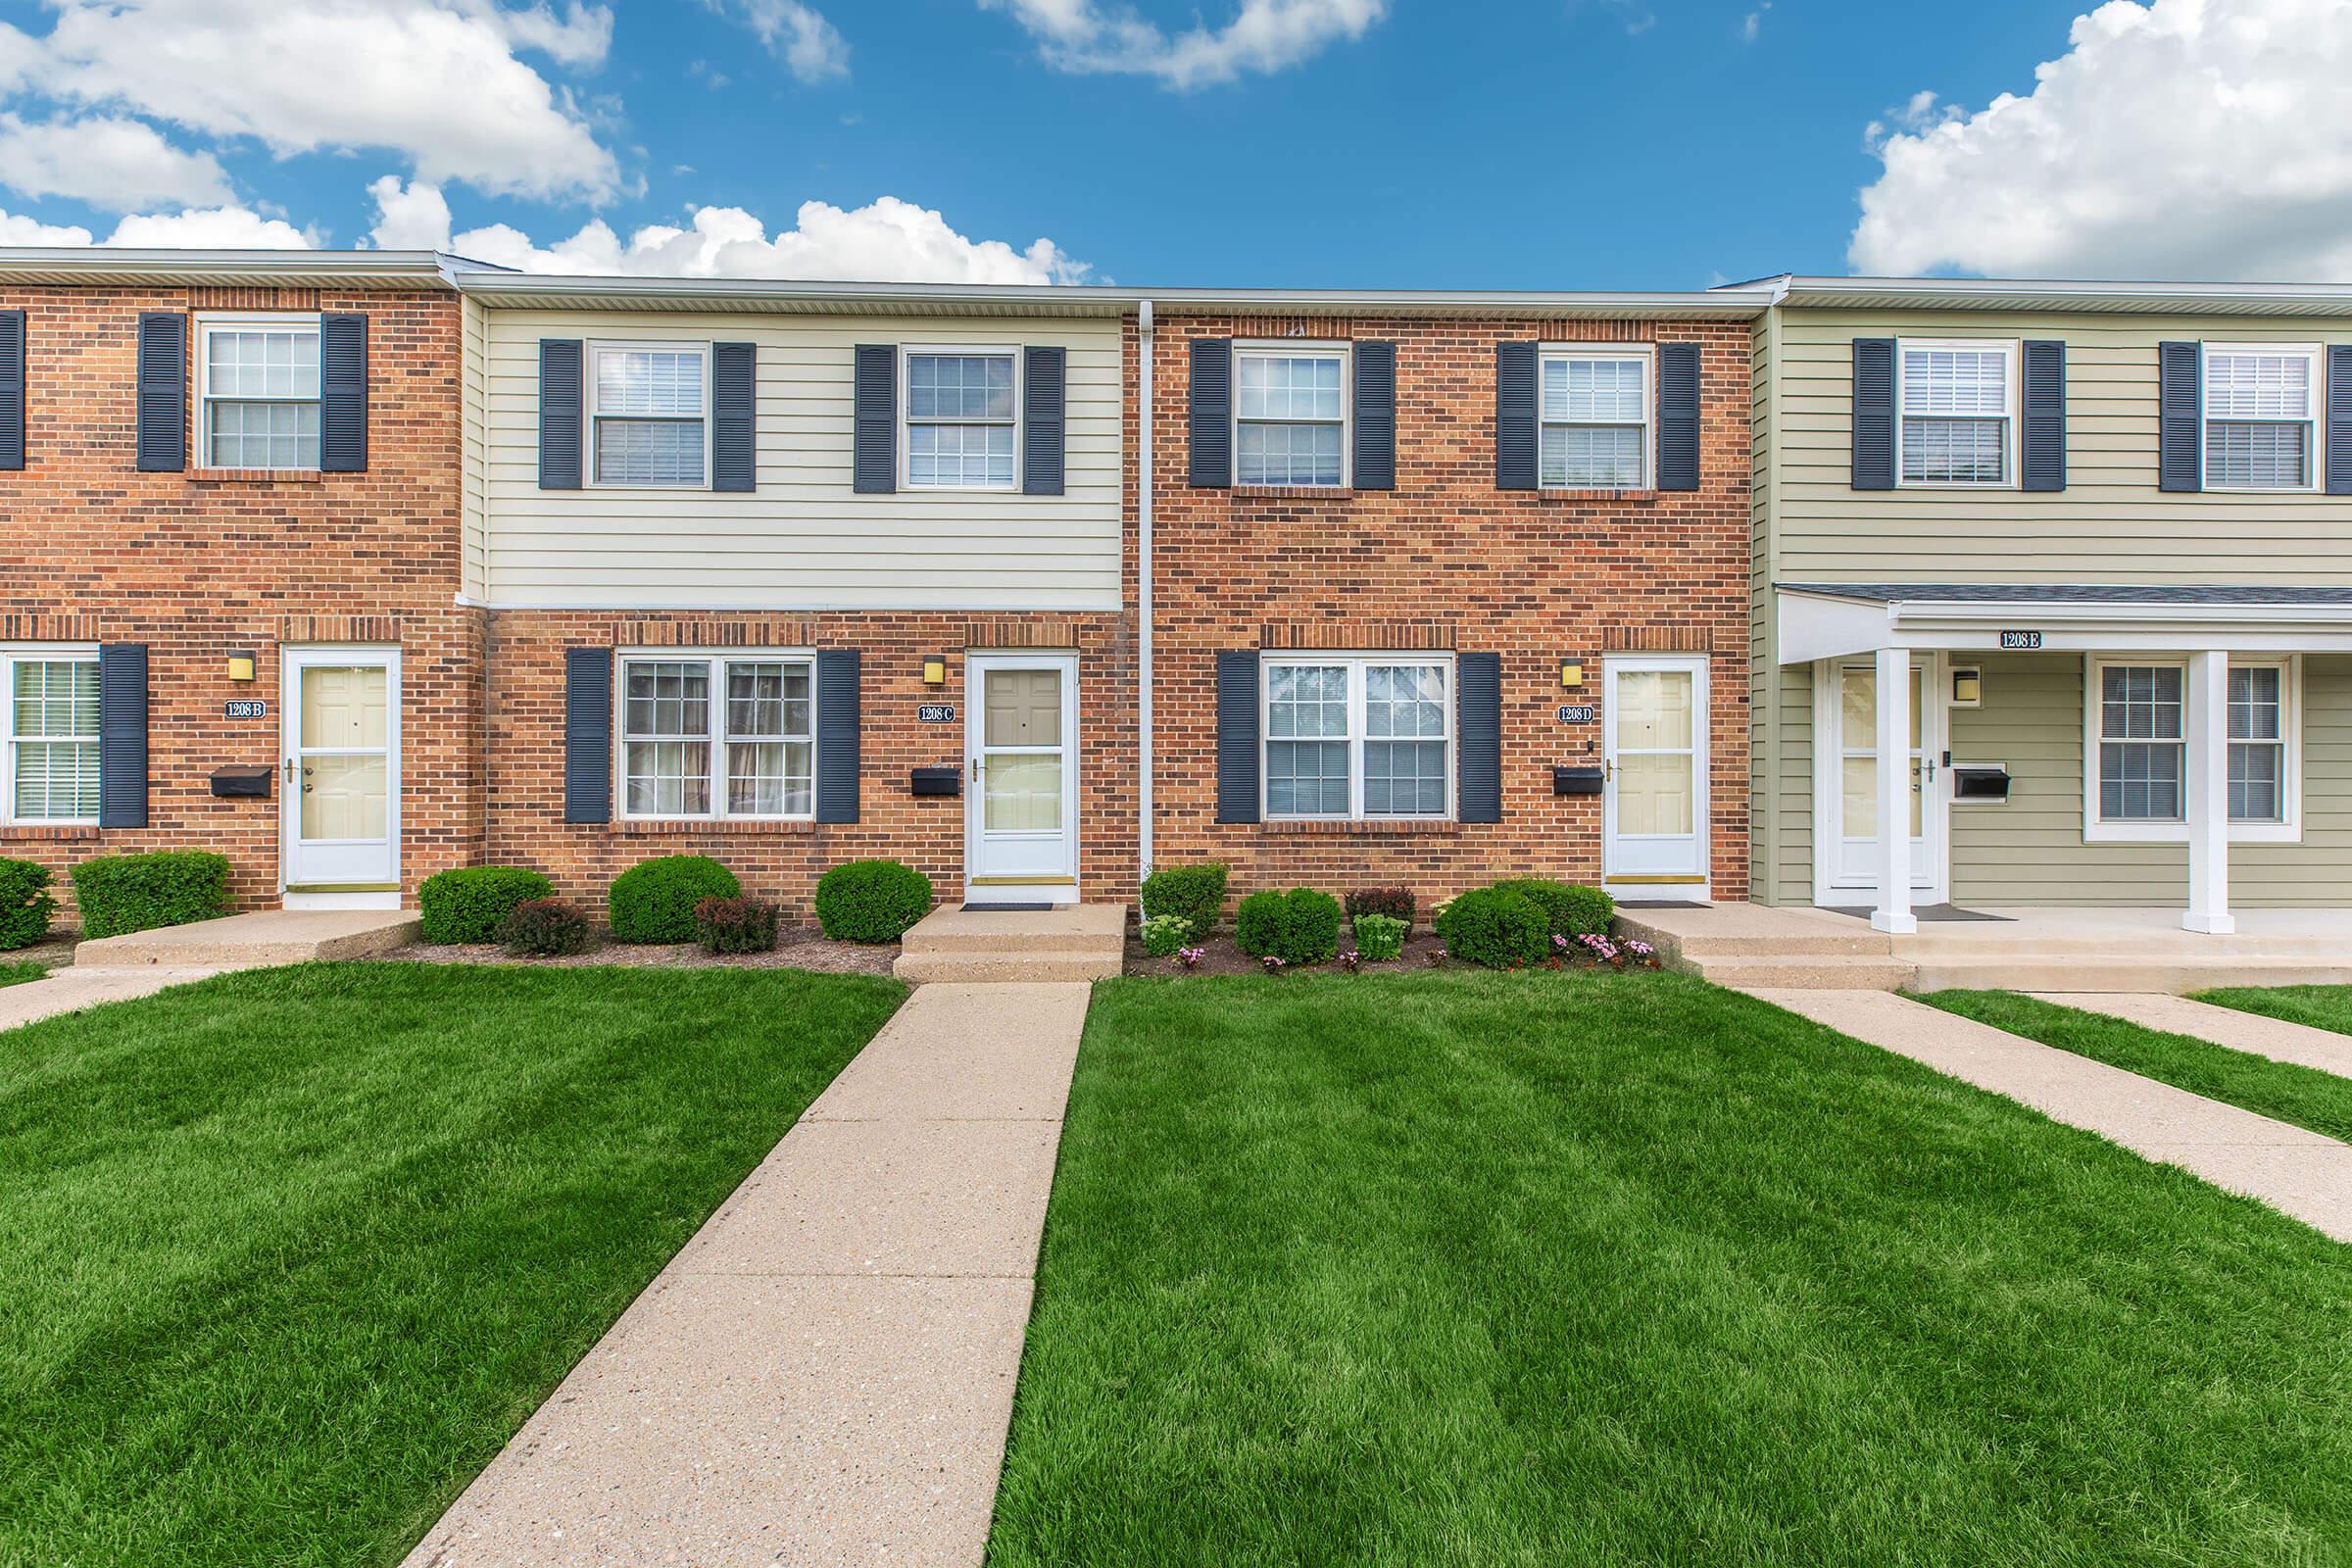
1236,348,1346,486
200,320,319,469
620,655,813,819
905,352,1016,488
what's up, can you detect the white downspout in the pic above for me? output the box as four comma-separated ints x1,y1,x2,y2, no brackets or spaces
1137,298,1155,881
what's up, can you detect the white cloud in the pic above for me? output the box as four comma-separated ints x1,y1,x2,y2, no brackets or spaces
0,200,311,247
364,174,456,250
980,0,1384,88
1740,3,1769,43
0,207,94,245
12,0,619,202
708,0,850,82
0,113,232,210
1852,0,2352,279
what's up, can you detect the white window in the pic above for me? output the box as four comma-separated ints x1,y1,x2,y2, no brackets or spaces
1540,347,1651,489
1262,655,1451,819
197,317,319,470
2203,344,2319,490
1897,339,2017,486
905,348,1017,489
1,649,100,825
2085,657,2299,842
590,343,709,488
619,653,814,820
1236,345,1348,487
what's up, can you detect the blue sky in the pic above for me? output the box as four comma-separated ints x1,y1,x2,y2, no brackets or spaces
0,0,2342,285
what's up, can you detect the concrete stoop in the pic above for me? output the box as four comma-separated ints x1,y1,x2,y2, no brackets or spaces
893,904,1127,984
72,908,420,970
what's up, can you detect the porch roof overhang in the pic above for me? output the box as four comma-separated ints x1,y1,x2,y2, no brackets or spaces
1776,583,2352,663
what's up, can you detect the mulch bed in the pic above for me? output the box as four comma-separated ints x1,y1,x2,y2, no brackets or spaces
1124,929,1451,978
374,924,899,976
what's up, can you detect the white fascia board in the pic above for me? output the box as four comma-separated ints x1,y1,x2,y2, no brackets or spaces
1778,587,2352,662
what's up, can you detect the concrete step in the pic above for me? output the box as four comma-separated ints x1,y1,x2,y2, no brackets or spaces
74,908,419,969
1614,908,1895,962
1910,957,2352,995
1900,932,2352,959
1649,929,1894,959
892,948,1125,984
901,903,1126,956
1682,955,1919,991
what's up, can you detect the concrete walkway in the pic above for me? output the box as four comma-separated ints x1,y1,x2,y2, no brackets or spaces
2031,991,2352,1080
403,980,1091,1568
1743,987,2352,1243
0,965,222,1030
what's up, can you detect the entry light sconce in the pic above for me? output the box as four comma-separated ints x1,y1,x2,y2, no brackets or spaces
226,649,258,683
1559,661,1585,690
1951,666,1984,708
921,656,949,688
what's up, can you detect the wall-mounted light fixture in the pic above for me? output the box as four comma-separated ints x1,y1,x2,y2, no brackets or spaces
1559,661,1585,690
226,649,258,683
922,656,948,687
1951,666,1984,707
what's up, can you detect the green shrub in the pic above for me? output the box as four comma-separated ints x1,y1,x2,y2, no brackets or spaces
1234,887,1343,966
1139,861,1227,938
1492,877,1615,937
607,856,741,944
496,899,593,956
814,859,934,944
70,851,231,940
1435,887,1548,969
0,858,56,950
417,865,553,945
696,896,779,955
1140,912,1191,957
1352,911,1407,962
1344,885,1414,929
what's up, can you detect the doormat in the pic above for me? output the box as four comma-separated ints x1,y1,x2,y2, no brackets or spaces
962,902,1054,912
1823,904,2014,922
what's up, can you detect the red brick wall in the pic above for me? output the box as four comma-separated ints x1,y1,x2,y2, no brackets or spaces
1143,314,1750,908
0,285,479,919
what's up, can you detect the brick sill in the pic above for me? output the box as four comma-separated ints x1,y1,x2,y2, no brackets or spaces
1231,486,1360,501
0,824,101,841
1536,488,1657,504
1259,818,1462,837
616,818,819,837
189,467,324,484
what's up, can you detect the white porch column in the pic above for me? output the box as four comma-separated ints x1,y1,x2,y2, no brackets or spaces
2182,648,2234,935
1871,645,1916,935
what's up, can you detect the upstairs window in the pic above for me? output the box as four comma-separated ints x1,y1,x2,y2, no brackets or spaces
1236,346,1347,486
198,318,318,470
1897,340,2015,486
905,350,1017,489
2,650,99,824
2203,345,2317,490
1540,349,1650,488
591,344,709,487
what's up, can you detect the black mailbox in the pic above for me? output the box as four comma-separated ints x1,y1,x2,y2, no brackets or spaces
1553,765,1604,797
910,765,961,798
1952,764,2011,803
210,764,272,799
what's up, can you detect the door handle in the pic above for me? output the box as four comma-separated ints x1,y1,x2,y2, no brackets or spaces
971,757,981,782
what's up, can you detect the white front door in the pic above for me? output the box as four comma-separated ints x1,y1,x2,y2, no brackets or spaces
1820,656,1943,901
1602,655,1710,898
281,647,400,902
964,652,1079,904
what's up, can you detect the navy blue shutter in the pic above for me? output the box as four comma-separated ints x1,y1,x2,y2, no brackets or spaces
2158,341,2201,492
1850,338,1895,490
1214,651,1259,824
2328,347,2352,495
0,309,23,470
853,345,895,494
1455,652,1501,824
135,312,185,472
1351,341,1396,490
1655,342,1700,491
1022,345,1065,495
1189,338,1232,487
538,339,583,490
815,650,860,823
711,341,756,493
1494,341,1537,490
2022,339,2066,492
97,643,148,829
562,648,612,824
318,312,368,473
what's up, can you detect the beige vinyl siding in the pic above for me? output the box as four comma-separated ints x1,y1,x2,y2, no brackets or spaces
479,310,1124,611
461,296,489,600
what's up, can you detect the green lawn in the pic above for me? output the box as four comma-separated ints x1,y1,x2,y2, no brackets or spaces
2199,983,2352,1040
0,960,905,1568
1920,988,2352,1144
0,960,42,987
988,970,2352,1568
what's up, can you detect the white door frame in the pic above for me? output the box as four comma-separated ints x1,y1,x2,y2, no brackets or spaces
1600,652,1711,902
279,645,402,910
1811,653,1948,908
962,650,1081,905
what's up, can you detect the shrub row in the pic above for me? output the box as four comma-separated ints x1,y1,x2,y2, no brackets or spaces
1436,877,1617,969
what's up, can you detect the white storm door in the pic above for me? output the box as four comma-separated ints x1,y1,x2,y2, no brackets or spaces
282,648,400,889
1602,656,1710,890
964,653,1079,900
1826,658,1940,896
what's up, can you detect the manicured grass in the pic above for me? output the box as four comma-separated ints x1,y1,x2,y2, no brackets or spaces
989,970,2352,1568
0,960,42,987
2199,983,2352,1041
1921,988,2352,1144
0,961,905,1568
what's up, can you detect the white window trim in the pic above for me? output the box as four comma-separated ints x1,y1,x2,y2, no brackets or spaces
586,339,713,492
2081,654,2301,844
1259,651,1454,822
1538,342,1655,491
2199,341,2323,494
900,343,1023,493
0,643,101,828
614,647,818,822
194,312,321,473
1894,336,2019,490
1233,340,1351,490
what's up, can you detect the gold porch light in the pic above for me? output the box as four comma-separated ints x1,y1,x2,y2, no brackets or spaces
922,656,949,687
226,649,258,683
1558,661,1585,690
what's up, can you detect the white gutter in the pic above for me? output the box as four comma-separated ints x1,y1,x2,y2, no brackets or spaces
1137,298,1155,879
